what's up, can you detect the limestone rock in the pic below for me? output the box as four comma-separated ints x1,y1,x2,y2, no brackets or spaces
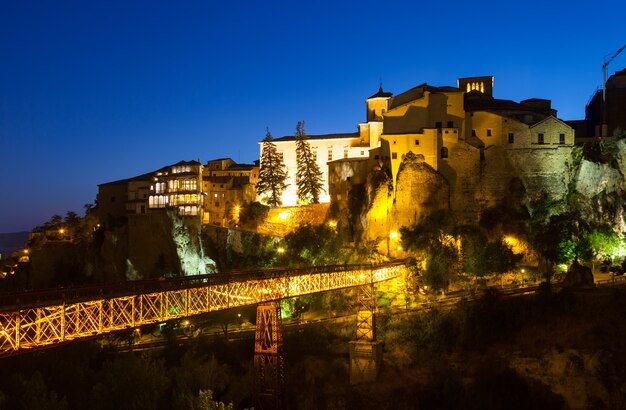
563,260,595,288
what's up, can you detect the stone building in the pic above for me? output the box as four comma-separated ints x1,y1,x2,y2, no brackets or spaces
96,158,258,227
202,158,259,226
328,76,575,233
259,133,372,206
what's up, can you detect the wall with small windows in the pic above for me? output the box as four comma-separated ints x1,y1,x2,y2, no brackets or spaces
264,135,368,206
380,129,439,187
529,117,575,147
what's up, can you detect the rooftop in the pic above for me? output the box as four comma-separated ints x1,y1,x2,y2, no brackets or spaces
272,132,359,142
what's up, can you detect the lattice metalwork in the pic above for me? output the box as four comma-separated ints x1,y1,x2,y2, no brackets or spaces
254,303,284,410
0,262,406,356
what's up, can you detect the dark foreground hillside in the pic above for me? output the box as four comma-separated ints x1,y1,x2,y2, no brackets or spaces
0,286,625,409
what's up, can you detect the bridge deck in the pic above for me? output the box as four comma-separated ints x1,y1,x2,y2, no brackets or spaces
0,262,406,356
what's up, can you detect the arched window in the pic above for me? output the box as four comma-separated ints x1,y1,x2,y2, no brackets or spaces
440,147,449,159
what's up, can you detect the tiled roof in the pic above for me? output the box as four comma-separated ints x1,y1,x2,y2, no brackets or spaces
368,85,393,99
272,132,359,142
389,83,461,109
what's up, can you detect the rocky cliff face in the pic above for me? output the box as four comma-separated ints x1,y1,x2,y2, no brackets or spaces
27,212,216,288
359,137,626,251
362,153,449,252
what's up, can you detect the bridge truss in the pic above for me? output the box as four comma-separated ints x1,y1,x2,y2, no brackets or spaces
0,262,405,357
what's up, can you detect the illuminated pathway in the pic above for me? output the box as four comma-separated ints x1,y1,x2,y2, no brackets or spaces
0,262,406,357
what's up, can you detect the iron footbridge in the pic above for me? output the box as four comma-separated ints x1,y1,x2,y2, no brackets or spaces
0,262,406,357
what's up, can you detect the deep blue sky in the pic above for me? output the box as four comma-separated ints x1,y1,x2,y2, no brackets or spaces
1,1,625,232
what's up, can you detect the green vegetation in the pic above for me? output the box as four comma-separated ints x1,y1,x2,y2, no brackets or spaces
295,121,324,204
238,201,269,228
256,128,288,207
280,224,344,266
400,213,521,293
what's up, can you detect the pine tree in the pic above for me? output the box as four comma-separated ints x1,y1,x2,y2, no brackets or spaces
295,121,324,204
257,128,288,207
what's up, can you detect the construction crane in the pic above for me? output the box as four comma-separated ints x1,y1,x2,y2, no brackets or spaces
603,44,626,102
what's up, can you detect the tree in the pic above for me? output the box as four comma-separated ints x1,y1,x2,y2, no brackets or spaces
281,224,343,266
256,128,288,207
583,225,622,262
295,121,324,204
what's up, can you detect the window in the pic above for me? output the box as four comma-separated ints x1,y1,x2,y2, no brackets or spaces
344,149,348,158
111,196,116,203
559,133,565,144
435,121,442,129
447,121,453,128
312,151,317,161
440,147,449,158
393,140,397,144
487,129,492,137
328,150,333,161
415,139,420,146
538,133,544,144
360,150,365,155
374,155,380,160
392,152,397,159
508,133,514,144
215,202,220,207
472,129,476,137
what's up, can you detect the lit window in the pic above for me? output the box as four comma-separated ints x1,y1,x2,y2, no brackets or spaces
559,133,565,144
538,133,544,144
214,193,218,198
508,133,514,144
328,150,333,161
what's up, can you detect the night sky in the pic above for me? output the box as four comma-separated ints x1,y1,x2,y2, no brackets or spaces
1,1,625,232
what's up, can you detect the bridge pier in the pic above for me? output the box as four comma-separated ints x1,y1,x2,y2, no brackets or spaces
253,302,285,410
349,277,382,384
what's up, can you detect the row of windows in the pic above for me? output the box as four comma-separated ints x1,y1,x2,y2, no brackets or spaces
149,195,168,208
171,165,192,174
170,194,199,205
467,130,568,145
435,121,455,128
179,206,198,216
169,179,197,191
149,194,199,208
153,182,166,193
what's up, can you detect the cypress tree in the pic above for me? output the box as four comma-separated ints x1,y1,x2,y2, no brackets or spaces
257,128,288,207
295,121,324,203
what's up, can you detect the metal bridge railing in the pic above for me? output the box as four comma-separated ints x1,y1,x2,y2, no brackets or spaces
0,262,406,357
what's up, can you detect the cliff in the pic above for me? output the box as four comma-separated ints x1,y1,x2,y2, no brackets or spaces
358,136,626,255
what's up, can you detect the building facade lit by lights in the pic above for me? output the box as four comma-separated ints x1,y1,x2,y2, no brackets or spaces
261,77,574,208
97,158,257,227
